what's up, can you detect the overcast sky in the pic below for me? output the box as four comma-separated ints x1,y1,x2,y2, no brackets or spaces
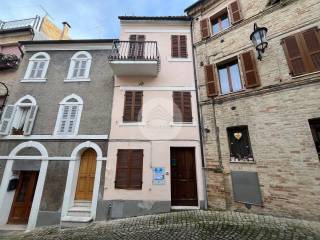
0,0,197,39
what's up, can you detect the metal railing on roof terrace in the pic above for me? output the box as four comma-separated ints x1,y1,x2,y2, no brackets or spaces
0,16,40,30
109,40,160,62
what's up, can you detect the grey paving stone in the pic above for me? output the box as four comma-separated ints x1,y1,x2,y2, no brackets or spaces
2,210,320,240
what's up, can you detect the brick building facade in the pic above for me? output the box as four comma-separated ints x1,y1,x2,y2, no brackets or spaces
186,0,320,220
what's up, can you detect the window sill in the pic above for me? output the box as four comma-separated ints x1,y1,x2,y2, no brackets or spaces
230,158,255,164
64,78,91,82
168,58,192,62
170,122,196,127
291,70,320,80
119,122,146,126
21,78,47,83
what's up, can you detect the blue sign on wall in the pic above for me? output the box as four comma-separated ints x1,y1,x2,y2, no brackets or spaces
153,167,165,185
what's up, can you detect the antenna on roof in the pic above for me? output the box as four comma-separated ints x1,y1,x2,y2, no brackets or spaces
39,4,54,20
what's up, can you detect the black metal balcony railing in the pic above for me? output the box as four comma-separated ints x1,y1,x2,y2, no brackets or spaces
0,16,40,31
109,41,160,62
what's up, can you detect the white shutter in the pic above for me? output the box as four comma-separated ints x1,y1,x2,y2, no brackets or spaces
23,105,38,136
72,61,80,78
78,60,87,77
0,105,16,135
58,105,70,134
67,105,79,134
36,62,45,78
29,61,38,78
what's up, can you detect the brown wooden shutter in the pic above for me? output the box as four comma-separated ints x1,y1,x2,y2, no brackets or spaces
115,149,143,190
115,150,130,189
123,91,143,122
182,92,192,122
240,50,261,88
300,28,320,72
171,35,179,58
200,19,210,40
173,92,183,122
204,64,218,97
229,0,243,24
123,91,133,122
133,91,143,122
180,35,188,58
171,35,188,58
281,35,307,76
129,149,143,189
173,92,192,122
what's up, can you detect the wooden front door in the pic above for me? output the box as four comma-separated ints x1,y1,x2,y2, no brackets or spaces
171,147,198,206
8,171,39,224
75,149,97,201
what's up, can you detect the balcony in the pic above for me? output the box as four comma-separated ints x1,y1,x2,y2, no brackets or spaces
0,16,40,31
0,53,20,70
108,41,160,77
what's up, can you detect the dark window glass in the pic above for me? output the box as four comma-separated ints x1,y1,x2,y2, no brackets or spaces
309,118,320,160
227,126,254,162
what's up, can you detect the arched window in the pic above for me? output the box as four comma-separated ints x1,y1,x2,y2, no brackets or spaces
54,94,83,135
0,95,38,136
23,52,50,82
66,51,92,81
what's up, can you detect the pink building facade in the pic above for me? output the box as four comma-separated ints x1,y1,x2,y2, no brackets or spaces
104,16,205,218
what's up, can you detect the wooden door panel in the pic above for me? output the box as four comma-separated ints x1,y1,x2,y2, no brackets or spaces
75,149,97,201
171,148,198,206
8,171,38,224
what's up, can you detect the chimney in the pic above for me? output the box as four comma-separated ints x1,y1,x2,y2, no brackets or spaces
60,21,71,40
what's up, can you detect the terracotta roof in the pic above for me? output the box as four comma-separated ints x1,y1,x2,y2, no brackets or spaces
118,16,191,21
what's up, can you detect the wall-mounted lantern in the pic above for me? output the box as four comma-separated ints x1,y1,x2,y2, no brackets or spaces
250,23,268,61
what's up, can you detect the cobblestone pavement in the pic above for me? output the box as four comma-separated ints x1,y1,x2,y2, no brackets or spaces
2,210,320,240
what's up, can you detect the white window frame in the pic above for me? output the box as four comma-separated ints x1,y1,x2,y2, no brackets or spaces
65,51,92,82
0,95,38,136
22,52,50,82
54,94,83,136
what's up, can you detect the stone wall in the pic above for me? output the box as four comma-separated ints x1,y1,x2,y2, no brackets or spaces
188,0,320,220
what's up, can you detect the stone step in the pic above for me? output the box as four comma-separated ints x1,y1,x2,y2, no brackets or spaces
60,216,93,229
73,201,92,208
67,210,91,217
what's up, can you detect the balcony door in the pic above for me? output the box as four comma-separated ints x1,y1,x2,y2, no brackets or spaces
128,35,145,59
